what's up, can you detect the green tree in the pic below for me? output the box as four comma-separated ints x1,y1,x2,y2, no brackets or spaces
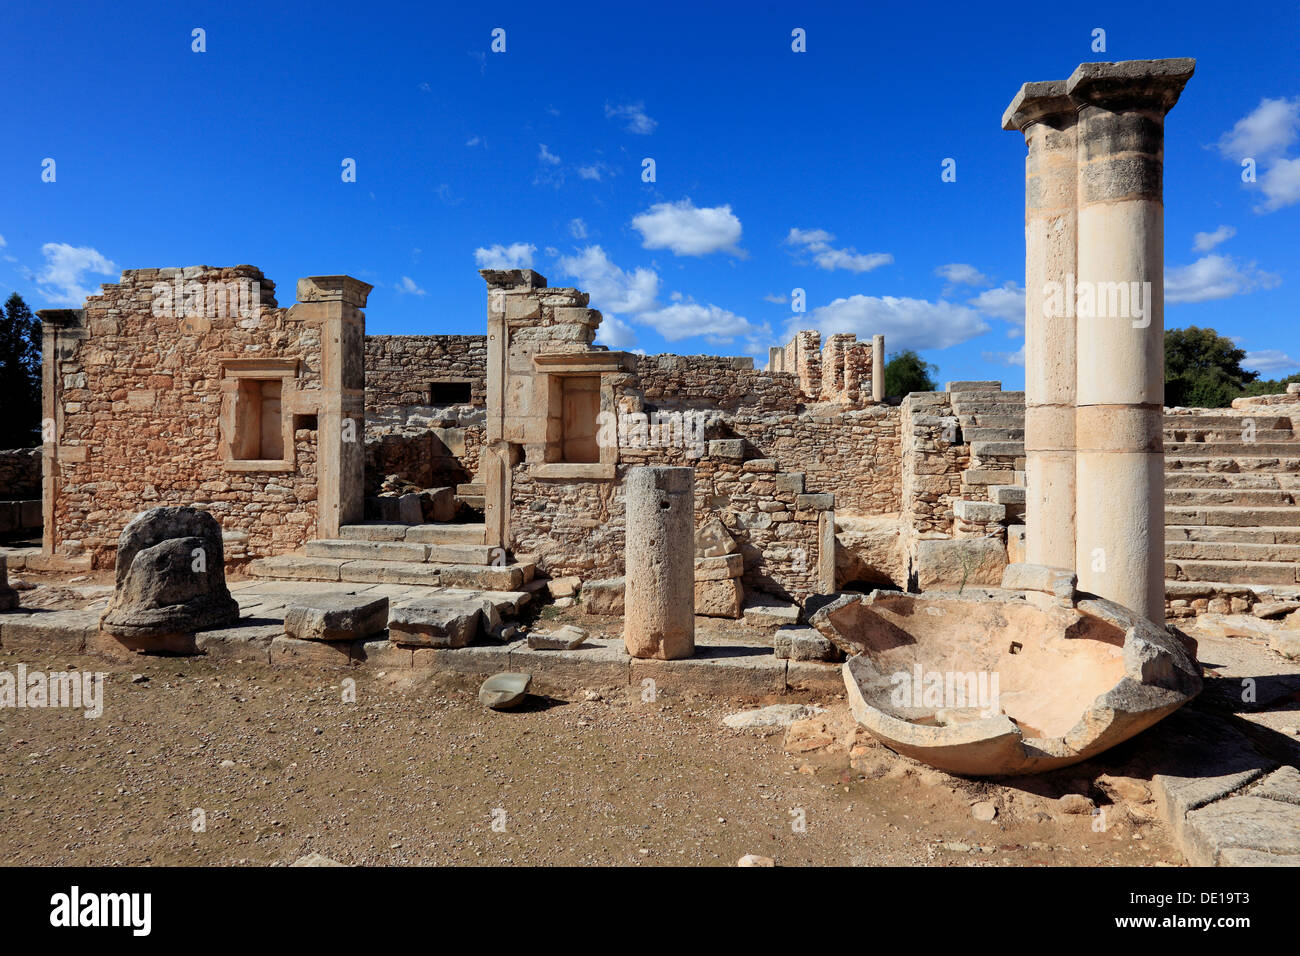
0,292,42,448
884,349,938,398
1164,326,1257,408
1239,371,1300,397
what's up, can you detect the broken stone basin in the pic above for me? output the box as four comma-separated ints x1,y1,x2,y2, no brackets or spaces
809,587,1202,776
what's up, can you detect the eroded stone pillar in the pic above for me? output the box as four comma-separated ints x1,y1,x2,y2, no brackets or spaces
1003,81,1078,571
871,334,885,403
623,466,695,660
1068,58,1194,622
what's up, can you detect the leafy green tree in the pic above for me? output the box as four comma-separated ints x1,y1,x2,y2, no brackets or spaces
1164,326,1257,408
0,292,42,447
1239,372,1300,397
884,349,938,397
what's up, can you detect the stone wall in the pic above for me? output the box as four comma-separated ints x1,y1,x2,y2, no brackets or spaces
364,334,487,410
899,392,967,537
45,266,326,568
0,448,41,500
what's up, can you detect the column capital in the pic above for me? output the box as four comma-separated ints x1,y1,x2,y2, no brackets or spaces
479,269,547,291
296,275,372,307
37,308,83,329
1002,80,1075,132
1066,58,1195,114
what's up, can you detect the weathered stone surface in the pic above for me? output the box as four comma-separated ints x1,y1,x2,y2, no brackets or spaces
624,467,695,660
1184,796,1300,866
526,624,587,650
835,514,906,589
100,507,240,639
547,576,581,599
723,703,822,733
387,598,483,648
913,537,1007,591
695,515,739,558
0,555,18,612
283,594,389,642
581,577,624,615
694,578,744,619
694,554,743,581
743,600,800,627
773,625,840,662
1000,563,1077,603
479,672,532,709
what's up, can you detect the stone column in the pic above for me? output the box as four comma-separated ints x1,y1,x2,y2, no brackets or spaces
623,466,695,659
871,334,885,403
1067,58,1194,622
36,309,86,559
1002,81,1078,571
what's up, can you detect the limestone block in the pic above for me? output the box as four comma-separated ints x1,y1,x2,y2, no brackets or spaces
773,625,840,662
695,554,743,581
387,598,484,648
695,578,744,618
695,515,739,558
582,577,625,615
283,594,390,642
624,466,695,659
0,556,18,612
914,538,1007,591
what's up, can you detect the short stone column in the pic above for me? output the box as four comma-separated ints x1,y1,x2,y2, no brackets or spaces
623,466,695,659
1003,81,1078,571
871,334,885,403
1067,58,1194,622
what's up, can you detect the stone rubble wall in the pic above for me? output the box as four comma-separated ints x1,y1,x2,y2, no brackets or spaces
0,448,41,499
49,266,323,569
899,392,967,537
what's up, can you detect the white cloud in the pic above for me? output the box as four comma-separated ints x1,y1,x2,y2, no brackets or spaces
577,163,609,181
1218,97,1300,159
632,199,743,257
637,299,770,345
595,313,638,350
538,144,561,165
982,343,1026,367
967,281,1025,326
784,227,892,273
935,263,987,286
1244,349,1300,373
605,101,657,135
1166,254,1281,303
0,234,6,247
474,242,537,270
556,245,659,315
1192,225,1236,252
36,242,117,306
568,218,588,240
763,292,789,304
395,276,426,296
797,295,989,352
466,135,482,147
1258,156,1300,212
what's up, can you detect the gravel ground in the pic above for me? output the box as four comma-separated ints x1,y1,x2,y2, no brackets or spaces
0,641,1181,867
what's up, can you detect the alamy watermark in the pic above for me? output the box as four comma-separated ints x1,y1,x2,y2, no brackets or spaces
596,409,710,458
151,276,261,319
0,665,105,718
890,664,1000,718
1043,274,1154,328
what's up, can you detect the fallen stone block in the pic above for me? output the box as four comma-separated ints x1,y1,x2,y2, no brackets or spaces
723,703,823,733
773,625,840,662
695,578,744,619
1000,563,1076,604
283,594,389,642
695,516,739,558
526,625,587,650
913,537,1007,591
694,554,743,581
582,577,625,615
546,576,581,599
742,600,800,627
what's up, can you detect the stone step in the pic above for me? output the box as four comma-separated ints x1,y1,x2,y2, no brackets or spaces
304,539,499,565
964,426,1025,442
1166,442,1300,457
1166,558,1298,586
953,499,1006,523
1164,473,1296,490
960,413,1025,428
969,440,1024,460
1166,524,1300,545
946,380,1003,392
1164,488,1297,507
1165,540,1300,563
1164,505,1300,527
951,401,1027,416
1164,428,1294,443
1166,456,1300,474
249,554,533,591
950,389,1024,403
988,484,1026,505
962,469,1017,486
457,482,485,497
339,522,487,545
1165,414,1293,429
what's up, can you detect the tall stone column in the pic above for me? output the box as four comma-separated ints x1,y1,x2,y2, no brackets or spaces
1067,58,1194,622
623,466,695,660
1002,81,1078,571
871,334,885,403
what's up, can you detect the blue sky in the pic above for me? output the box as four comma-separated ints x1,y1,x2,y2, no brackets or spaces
3,0,1298,387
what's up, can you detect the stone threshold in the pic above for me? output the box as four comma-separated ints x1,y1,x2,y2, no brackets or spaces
0,612,841,700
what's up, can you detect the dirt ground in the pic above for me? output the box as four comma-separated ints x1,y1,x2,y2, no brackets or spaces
1,624,1182,867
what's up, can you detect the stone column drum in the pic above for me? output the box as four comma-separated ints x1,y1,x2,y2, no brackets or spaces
871,334,885,403
623,466,695,660
1003,81,1079,571
1067,58,1194,623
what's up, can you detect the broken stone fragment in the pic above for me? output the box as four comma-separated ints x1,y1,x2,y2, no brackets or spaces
100,506,240,640
736,854,774,867
479,672,532,710
773,625,840,662
0,555,19,612
723,703,823,733
526,625,587,650
546,576,581,599
695,515,739,558
694,578,744,618
387,598,484,648
694,554,743,581
283,594,389,642
742,600,800,628
581,577,624,616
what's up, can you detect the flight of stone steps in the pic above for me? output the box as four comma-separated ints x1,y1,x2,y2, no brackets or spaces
946,383,1300,596
248,521,538,592
949,382,1027,533
1164,411,1300,591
